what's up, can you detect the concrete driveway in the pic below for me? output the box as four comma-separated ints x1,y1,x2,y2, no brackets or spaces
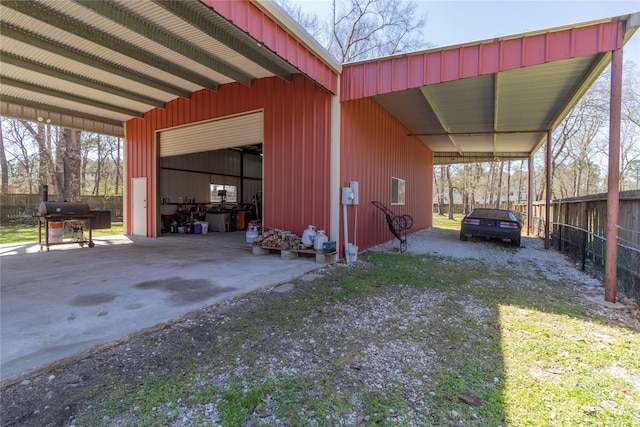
0,232,323,384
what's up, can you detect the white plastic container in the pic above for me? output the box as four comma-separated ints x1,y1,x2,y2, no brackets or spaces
301,225,316,247
201,222,208,234
48,221,64,243
246,226,259,244
313,230,328,251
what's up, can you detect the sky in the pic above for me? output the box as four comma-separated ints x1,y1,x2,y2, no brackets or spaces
291,0,640,65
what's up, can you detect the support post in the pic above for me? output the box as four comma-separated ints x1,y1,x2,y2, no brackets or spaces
527,157,534,236
605,29,623,303
545,130,552,250
330,78,341,258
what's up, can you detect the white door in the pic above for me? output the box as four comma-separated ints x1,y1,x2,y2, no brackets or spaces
132,177,147,236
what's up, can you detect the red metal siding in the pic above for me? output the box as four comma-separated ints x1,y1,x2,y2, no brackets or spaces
341,20,624,101
202,0,338,94
340,98,433,252
125,75,332,237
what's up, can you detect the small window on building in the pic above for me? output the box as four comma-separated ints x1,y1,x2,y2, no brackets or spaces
391,177,405,205
210,184,237,203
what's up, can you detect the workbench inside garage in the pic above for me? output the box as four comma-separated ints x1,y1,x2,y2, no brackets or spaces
205,209,251,232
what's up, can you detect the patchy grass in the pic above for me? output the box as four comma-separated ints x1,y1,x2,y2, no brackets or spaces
58,252,640,426
432,213,463,231
0,223,124,244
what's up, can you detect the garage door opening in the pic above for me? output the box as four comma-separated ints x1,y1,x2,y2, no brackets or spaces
158,111,263,239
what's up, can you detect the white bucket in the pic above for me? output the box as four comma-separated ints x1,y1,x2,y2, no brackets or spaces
48,221,64,243
347,243,358,262
201,222,208,234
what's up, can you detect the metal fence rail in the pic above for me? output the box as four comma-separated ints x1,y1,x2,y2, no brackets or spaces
0,194,122,224
553,222,640,306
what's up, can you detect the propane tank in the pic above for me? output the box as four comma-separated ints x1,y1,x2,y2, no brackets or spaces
301,225,316,247
313,230,329,251
246,225,259,244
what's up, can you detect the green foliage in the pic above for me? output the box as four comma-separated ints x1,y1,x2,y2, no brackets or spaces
432,214,463,231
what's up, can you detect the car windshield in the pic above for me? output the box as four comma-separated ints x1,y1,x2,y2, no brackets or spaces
468,209,514,221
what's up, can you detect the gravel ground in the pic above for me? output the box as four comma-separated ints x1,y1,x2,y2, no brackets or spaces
2,229,638,427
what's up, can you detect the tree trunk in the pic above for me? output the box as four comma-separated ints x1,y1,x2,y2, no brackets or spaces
462,164,470,214
50,124,64,200
94,135,102,195
517,160,525,203
62,129,82,202
0,127,8,194
434,168,443,215
495,162,504,208
506,161,511,210
446,165,454,220
487,162,495,206
114,137,121,195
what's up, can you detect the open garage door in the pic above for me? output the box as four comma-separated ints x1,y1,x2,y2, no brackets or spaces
158,110,264,236
160,111,263,157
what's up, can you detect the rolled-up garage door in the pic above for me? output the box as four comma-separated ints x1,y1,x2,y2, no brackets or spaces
160,110,263,157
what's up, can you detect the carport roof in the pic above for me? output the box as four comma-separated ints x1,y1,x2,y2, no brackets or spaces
342,12,639,164
0,1,638,163
0,0,340,137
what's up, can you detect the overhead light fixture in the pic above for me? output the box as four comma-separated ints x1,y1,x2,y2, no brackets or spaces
36,116,51,123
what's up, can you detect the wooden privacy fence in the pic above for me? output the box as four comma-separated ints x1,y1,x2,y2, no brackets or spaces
0,194,123,224
514,190,640,305
512,190,639,245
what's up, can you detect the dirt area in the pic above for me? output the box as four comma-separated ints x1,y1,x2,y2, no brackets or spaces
1,230,638,427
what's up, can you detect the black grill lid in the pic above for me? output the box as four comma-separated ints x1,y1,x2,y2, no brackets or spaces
38,202,90,216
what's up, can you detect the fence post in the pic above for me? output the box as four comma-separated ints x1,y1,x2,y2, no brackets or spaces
558,224,562,252
581,229,587,271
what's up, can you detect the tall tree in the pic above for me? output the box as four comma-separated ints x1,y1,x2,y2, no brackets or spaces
0,126,8,194
619,63,640,190
276,0,324,40
62,129,82,202
445,165,454,219
506,161,511,209
278,0,428,63
433,167,444,215
19,120,62,197
330,0,427,62
2,119,37,193
495,161,504,208
109,136,123,195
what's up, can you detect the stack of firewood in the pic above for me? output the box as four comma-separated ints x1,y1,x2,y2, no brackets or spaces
254,228,301,250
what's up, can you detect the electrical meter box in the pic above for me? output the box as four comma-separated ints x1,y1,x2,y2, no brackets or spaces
341,181,359,205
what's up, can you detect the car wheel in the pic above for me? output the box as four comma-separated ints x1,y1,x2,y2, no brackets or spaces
460,231,468,241
511,238,520,248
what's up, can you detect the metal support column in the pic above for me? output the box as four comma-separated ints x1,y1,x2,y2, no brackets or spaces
545,130,552,250
605,27,623,303
527,156,534,236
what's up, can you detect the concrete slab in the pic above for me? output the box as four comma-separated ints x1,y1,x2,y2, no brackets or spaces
0,232,323,383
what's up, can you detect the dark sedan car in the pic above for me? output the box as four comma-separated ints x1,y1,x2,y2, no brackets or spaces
459,208,522,247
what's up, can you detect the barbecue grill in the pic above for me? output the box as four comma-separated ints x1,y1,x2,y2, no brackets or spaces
37,201,95,251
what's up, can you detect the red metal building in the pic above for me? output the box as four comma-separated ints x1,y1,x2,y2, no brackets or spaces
1,1,637,267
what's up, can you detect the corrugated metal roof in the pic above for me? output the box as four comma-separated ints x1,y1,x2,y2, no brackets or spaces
350,12,639,164
0,0,303,137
